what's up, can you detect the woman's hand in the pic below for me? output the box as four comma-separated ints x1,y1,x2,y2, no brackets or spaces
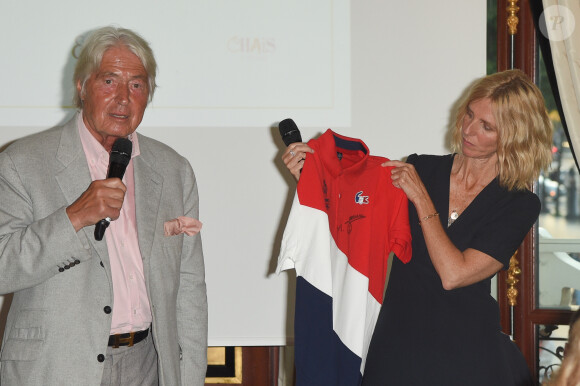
282,143,314,181
382,160,427,205
383,159,503,290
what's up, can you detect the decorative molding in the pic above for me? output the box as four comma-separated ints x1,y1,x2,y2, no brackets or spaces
507,252,522,307
507,0,521,35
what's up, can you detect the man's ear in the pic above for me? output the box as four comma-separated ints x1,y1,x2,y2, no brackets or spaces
76,80,84,101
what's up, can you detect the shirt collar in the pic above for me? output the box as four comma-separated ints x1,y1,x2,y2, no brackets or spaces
77,112,141,163
318,129,369,177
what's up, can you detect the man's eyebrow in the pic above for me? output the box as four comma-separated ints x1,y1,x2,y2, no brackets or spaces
96,71,119,78
95,72,147,81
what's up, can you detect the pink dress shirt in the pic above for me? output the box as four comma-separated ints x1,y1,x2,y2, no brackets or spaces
78,114,152,334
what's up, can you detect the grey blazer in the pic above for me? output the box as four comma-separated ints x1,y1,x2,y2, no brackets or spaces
0,114,208,385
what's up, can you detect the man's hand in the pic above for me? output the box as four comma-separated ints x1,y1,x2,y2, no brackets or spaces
66,178,127,232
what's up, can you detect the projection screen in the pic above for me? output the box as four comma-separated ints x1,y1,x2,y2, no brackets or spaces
0,0,486,346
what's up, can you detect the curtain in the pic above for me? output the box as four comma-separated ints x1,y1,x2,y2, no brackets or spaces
531,0,580,173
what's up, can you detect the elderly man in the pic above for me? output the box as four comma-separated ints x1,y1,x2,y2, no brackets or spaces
0,26,207,385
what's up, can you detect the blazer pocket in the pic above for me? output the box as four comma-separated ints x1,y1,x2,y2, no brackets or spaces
0,309,46,361
162,233,184,259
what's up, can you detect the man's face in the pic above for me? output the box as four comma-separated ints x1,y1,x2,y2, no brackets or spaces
77,45,149,152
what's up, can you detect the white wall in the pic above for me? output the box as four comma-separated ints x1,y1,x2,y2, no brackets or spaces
0,0,486,346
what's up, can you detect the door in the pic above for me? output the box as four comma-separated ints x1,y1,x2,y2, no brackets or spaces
494,0,580,383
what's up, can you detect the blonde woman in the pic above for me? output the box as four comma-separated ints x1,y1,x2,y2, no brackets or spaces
283,69,553,385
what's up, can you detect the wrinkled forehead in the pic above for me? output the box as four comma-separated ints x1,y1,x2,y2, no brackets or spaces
99,45,147,72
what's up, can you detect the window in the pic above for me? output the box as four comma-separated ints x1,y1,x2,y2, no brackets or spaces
536,50,580,310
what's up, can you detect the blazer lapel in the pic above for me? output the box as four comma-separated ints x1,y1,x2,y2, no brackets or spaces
54,114,110,262
134,138,163,261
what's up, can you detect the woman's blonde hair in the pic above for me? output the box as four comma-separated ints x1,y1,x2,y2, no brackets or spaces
450,69,553,191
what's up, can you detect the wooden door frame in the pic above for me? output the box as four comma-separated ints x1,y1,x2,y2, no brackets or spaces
495,0,575,377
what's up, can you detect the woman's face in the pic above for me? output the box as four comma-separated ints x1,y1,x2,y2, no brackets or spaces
461,98,499,161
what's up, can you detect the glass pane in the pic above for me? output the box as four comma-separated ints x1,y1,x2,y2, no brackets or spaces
538,117,580,236
536,50,580,309
487,0,497,75
537,323,570,384
538,236,580,308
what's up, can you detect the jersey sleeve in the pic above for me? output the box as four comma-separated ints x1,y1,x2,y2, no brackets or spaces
387,181,412,264
277,140,330,277
276,192,302,273
386,156,415,263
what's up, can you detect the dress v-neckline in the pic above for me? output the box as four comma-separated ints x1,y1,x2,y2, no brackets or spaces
446,154,499,228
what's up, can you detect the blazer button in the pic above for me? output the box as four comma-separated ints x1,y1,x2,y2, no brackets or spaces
97,354,105,362
100,261,104,267
104,306,112,314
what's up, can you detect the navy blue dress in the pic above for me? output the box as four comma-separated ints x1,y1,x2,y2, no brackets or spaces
362,154,536,386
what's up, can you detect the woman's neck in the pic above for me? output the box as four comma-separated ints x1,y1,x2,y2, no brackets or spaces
452,153,498,191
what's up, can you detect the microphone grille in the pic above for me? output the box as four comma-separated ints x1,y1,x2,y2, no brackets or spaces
110,138,133,165
278,118,302,146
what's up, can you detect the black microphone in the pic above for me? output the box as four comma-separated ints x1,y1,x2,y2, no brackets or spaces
278,118,302,146
94,137,133,241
